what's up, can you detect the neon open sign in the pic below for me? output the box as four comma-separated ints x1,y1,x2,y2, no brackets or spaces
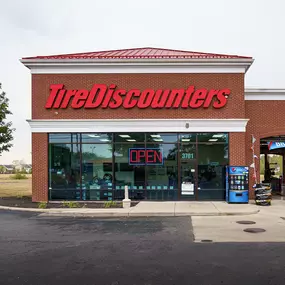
129,148,163,165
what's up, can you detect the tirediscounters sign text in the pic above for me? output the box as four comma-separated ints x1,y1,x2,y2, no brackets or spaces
129,148,163,165
45,84,231,110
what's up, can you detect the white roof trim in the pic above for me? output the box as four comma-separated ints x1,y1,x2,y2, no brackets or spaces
20,58,254,74
21,58,253,64
245,88,285,100
27,119,249,133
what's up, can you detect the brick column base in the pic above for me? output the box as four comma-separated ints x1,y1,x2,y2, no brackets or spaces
32,133,48,202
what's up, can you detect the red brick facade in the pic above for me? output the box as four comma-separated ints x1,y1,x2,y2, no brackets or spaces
32,73,244,120
30,72,285,202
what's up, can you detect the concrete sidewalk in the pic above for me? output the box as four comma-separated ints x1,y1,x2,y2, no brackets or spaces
0,201,260,217
192,200,285,242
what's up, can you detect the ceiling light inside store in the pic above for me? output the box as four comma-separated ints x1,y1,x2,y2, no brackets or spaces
100,139,110,142
88,135,100,138
212,134,224,138
119,135,131,138
209,139,218,142
153,139,163,142
181,139,190,142
127,139,136,142
151,135,161,138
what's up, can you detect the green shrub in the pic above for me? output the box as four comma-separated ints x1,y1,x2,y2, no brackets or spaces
62,201,80,208
103,201,118,208
10,173,28,180
38,202,47,209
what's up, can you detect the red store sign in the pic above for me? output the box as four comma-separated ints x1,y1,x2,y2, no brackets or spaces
45,84,230,110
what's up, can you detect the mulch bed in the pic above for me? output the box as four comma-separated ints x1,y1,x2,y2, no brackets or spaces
0,197,139,209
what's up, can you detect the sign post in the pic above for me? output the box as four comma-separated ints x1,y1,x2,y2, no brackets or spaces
123,185,131,208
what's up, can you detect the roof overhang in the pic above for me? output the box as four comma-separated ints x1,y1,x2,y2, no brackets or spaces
245,88,285,100
20,58,254,74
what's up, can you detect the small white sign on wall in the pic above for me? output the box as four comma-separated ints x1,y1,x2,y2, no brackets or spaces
181,182,194,195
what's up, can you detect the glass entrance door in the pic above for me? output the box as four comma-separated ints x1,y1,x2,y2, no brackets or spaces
180,160,196,200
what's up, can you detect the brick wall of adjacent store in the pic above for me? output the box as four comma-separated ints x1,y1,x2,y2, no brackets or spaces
246,100,285,198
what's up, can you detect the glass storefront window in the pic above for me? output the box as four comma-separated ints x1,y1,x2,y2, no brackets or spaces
82,144,113,201
198,133,228,143
197,143,228,200
179,133,196,143
48,143,81,200
49,133,80,143
48,132,229,201
146,133,178,143
180,143,196,160
145,144,178,200
114,133,145,143
198,144,228,165
82,133,112,143
114,143,145,200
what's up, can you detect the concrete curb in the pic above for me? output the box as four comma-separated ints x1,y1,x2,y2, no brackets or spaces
0,205,260,217
174,210,260,216
0,205,46,212
40,212,130,217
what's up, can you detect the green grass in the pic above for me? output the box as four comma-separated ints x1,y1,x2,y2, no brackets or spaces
38,202,47,209
62,201,80,208
103,201,120,208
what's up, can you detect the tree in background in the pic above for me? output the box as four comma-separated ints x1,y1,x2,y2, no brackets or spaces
0,165,5,173
0,83,14,155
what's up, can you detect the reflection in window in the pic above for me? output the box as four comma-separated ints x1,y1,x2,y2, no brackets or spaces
146,133,178,143
145,144,178,200
198,144,228,165
49,134,80,143
198,165,224,189
114,133,145,143
180,143,196,160
48,143,81,200
198,133,228,143
82,144,113,200
114,144,145,200
81,133,112,143
197,143,228,200
179,133,196,143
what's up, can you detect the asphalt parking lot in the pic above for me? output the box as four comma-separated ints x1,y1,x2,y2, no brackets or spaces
1,210,285,285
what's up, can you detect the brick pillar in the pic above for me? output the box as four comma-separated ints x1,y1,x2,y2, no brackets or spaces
32,133,48,202
229,133,246,165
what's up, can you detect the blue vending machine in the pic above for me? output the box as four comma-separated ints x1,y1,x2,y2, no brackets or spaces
226,166,249,203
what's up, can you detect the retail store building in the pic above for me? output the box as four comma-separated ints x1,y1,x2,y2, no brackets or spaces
21,47,285,202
